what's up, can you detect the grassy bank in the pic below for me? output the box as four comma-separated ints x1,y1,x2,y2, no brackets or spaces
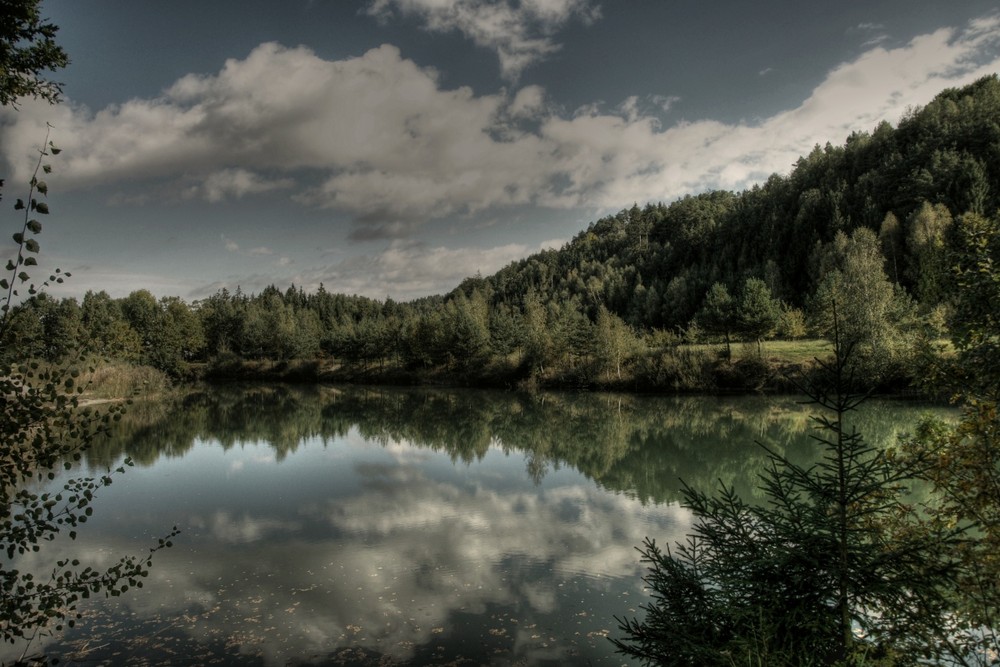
684,339,834,365
78,359,173,401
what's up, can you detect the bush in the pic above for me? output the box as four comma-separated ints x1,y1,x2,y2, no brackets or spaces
634,347,716,392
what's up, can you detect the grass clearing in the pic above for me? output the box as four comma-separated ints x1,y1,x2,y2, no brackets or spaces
681,339,834,365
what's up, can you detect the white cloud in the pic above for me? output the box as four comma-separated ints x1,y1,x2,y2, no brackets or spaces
42,263,203,300
651,94,681,111
184,168,294,203
2,13,999,245
222,234,274,256
509,84,547,117
365,0,600,80
220,234,290,277
298,240,533,299
190,239,546,300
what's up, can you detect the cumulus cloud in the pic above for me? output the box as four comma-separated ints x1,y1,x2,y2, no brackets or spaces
183,168,294,203
2,13,999,243
365,0,601,80
191,240,535,300
300,240,533,299
221,234,274,257
218,235,291,274
651,93,681,112
508,83,547,117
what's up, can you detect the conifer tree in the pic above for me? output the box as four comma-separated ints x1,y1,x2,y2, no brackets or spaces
695,282,735,358
612,314,957,665
735,277,780,355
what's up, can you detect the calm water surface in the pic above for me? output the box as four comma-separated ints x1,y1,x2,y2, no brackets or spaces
3,385,953,666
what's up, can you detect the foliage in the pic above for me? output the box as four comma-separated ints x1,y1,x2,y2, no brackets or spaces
632,345,717,392
905,202,954,305
0,0,69,107
776,304,807,340
695,282,735,357
948,213,1000,397
735,277,781,354
594,305,637,381
900,211,1000,663
0,362,176,653
808,228,916,386
879,212,904,285
1,134,176,660
0,130,68,315
612,327,958,665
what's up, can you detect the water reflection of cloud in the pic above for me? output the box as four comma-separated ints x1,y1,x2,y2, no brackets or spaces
225,449,282,474
189,510,301,544
5,441,691,666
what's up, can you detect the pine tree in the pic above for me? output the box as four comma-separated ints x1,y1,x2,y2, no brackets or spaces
612,315,957,665
735,277,780,355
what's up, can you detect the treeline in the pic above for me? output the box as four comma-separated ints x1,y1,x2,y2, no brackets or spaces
5,75,1000,390
0,282,665,387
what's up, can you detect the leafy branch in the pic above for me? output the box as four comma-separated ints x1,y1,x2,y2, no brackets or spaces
1,133,178,661
0,122,68,337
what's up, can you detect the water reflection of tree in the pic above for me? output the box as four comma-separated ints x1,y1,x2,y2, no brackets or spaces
82,386,952,506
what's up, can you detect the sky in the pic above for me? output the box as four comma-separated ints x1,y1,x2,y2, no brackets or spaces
2,0,1000,303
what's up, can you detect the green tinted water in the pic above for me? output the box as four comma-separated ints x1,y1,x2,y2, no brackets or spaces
3,385,953,666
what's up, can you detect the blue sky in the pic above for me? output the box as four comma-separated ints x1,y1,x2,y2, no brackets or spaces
2,0,1000,302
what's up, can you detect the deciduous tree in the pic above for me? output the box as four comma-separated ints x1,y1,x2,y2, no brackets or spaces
902,211,1000,661
809,227,915,386
594,305,636,381
0,0,69,107
905,201,953,305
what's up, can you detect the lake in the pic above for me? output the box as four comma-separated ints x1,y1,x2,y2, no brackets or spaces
2,385,953,666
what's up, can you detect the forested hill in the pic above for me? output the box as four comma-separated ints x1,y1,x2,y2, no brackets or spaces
5,75,1000,390
456,74,1000,331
